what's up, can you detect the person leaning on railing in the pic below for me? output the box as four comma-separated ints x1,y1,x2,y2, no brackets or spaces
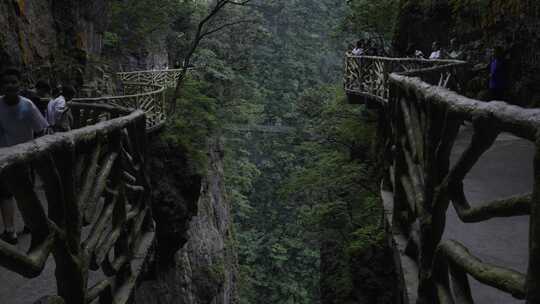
0,68,49,245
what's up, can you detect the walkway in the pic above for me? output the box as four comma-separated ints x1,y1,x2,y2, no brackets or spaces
444,128,532,304
0,190,151,304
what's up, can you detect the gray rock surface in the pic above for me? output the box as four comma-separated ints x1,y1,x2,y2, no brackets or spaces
0,0,108,72
134,139,237,304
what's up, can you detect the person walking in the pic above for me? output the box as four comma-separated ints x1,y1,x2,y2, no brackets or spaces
0,68,49,244
47,85,75,132
429,41,442,59
489,46,509,101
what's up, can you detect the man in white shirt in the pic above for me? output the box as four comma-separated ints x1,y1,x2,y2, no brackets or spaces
351,39,365,56
47,85,74,132
429,41,442,60
0,68,49,244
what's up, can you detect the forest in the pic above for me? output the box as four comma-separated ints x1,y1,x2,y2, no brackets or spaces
103,0,398,302
100,0,540,303
1,0,539,303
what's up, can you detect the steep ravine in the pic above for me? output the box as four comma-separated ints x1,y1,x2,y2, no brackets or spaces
134,137,238,304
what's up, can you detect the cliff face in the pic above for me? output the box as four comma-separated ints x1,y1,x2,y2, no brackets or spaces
135,137,237,304
0,0,109,85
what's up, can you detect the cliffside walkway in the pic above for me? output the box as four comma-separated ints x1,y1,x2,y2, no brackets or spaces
0,69,182,304
345,54,539,303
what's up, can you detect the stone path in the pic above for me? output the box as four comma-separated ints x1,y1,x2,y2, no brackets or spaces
443,125,532,303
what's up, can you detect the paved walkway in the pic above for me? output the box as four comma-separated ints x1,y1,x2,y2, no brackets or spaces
0,187,151,304
444,125,532,303
0,187,106,304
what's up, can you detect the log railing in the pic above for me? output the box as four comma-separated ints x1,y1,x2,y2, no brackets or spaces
117,68,187,88
74,83,166,132
0,69,184,303
0,103,152,304
344,55,466,103
74,69,184,132
345,54,540,303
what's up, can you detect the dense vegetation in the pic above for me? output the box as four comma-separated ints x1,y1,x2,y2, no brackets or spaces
106,0,398,303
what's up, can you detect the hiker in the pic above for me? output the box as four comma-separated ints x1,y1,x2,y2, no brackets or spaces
429,41,442,59
352,39,365,56
47,85,74,132
489,46,509,101
447,38,463,60
34,80,52,115
21,80,51,116
0,68,49,244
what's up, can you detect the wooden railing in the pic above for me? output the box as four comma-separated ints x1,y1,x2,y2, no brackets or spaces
117,68,186,88
0,103,152,304
74,83,166,132
344,55,466,103
345,54,540,303
0,69,184,303
74,69,184,132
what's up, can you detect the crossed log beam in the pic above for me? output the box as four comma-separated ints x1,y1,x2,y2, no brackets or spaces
346,54,540,303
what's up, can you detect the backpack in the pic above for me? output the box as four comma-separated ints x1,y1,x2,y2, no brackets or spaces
53,107,73,132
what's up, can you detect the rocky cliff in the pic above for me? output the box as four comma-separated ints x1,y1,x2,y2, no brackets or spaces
134,137,238,304
0,0,109,86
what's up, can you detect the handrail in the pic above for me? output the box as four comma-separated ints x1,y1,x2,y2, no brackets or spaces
345,54,540,303
73,69,183,132
0,69,183,304
0,103,151,304
344,53,466,102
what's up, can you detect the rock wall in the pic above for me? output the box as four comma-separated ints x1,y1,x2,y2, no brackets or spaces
0,0,109,85
134,137,238,304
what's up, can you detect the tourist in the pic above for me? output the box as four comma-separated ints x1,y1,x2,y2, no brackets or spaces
34,80,52,115
47,85,74,132
489,46,509,101
447,38,463,60
21,80,51,116
352,39,365,56
0,68,49,245
429,41,442,59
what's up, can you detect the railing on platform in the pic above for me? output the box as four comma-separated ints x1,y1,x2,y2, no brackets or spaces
117,68,187,88
345,54,540,303
344,54,466,103
0,104,153,304
74,69,184,132
0,68,184,303
74,83,166,132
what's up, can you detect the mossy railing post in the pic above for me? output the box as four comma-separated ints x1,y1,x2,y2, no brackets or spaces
345,53,539,303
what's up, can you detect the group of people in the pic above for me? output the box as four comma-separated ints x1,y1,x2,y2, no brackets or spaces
0,67,75,245
352,37,510,103
409,41,462,60
350,39,383,56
